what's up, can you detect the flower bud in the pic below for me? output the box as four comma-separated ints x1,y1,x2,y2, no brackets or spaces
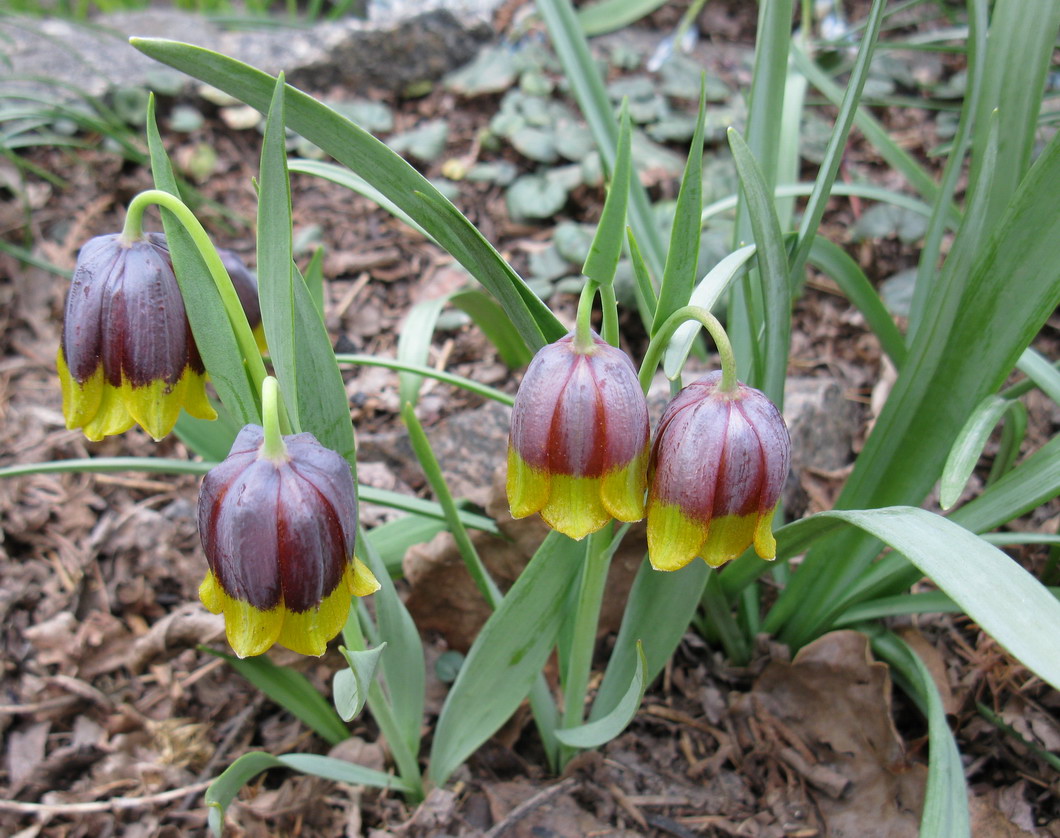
507,331,650,540
198,425,380,658
58,233,216,441
647,371,790,571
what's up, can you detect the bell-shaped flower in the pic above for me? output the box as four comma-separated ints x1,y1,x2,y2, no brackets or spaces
647,371,790,571
197,425,380,658
507,331,650,540
58,233,216,441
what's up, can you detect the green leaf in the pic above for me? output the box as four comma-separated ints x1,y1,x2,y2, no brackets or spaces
662,244,756,379
355,526,425,762
939,395,1010,510
535,0,667,292
777,509,1060,691
726,127,790,407
429,530,583,786
576,0,668,36
556,641,646,748
145,95,259,425
334,643,387,722
651,83,707,335
592,559,708,721
365,514,448,578
130,38,563,353
788,0,886,285
205,751,411,836
1016,347,1060,405
204,650,349,746
807,236,907,368
873,633,970,838
303,246,326,321
582,103,632,287
173,404,241,463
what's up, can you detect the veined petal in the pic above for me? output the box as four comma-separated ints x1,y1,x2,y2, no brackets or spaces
507,446,551,519
699,512,759,567
81,378,137,441
199,570,284,659
540,473,611,540
599,444,648,523
646,500,708,572
276,561,359,657
125,367,217,441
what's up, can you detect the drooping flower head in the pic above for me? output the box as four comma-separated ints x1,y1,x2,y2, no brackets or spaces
58,233,216,440
647,371,790,571
198,424,379,658
507,331,650,540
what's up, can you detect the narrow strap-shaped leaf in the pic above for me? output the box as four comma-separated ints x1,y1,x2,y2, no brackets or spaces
204,650,349,745
582,102,632,287
576,0,667,35
556,642,646,748
873,633,971,838
591,559,708,722
662,244,756,379
355,525,426,761
146,96,259,425
788,0,886,285
807,236,907,368
908,0,988,341
130,38,563,352
257,76,300,430
334,353,514,406
986,400,1026,485
205,751,412,836
727,127,791,408
534,0,667,288
939,395,1010,510
777,508,1060,691
334,643,387,722
651,83,707,335
429,530,583,786
968,0,1060,232
1016,347,1060,405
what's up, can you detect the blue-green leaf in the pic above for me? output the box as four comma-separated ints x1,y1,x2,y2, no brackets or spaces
557,641,646,748
334,643,387,722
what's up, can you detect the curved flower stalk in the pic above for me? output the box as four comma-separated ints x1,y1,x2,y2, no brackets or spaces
198,417,380,658
507,331,650,540
58,233,216,441
647,371,790,571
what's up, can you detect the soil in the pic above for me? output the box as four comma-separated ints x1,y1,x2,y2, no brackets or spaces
1,2,1059,836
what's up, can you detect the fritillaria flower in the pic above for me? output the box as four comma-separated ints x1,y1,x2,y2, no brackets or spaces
507,331,650,540
58,233,216,440
647,371,790,571
198,424,380,658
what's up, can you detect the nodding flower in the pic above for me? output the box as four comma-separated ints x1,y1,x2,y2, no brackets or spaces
58,233,216,440
507,331,650,540
197,424,379,658
647,371,790,572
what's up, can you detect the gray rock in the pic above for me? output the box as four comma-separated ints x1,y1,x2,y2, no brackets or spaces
2,1,504,104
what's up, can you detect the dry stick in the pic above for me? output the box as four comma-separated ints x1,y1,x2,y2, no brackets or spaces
483,776,578,838
0,780,213,815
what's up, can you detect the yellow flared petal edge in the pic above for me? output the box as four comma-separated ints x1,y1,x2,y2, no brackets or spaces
699,512,759,568
199,571,283,659
599,445,648,523
646,501,709,572
752,505,779,560
506,446,551,519
540,473,611,541
58,348,216,441
201,559,380,659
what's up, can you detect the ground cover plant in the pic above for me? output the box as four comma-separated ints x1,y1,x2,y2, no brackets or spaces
1,0,1059,835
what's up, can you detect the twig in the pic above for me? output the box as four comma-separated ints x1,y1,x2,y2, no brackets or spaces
0,780,213,815
484,776,577,838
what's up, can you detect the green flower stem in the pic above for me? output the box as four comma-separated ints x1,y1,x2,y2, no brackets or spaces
342,614,425,802
122,189,276,423
559,527,613,766
638,305,738,394
333,354,514,406
261,376,287,461
599,282,620,348
574,280,598,352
